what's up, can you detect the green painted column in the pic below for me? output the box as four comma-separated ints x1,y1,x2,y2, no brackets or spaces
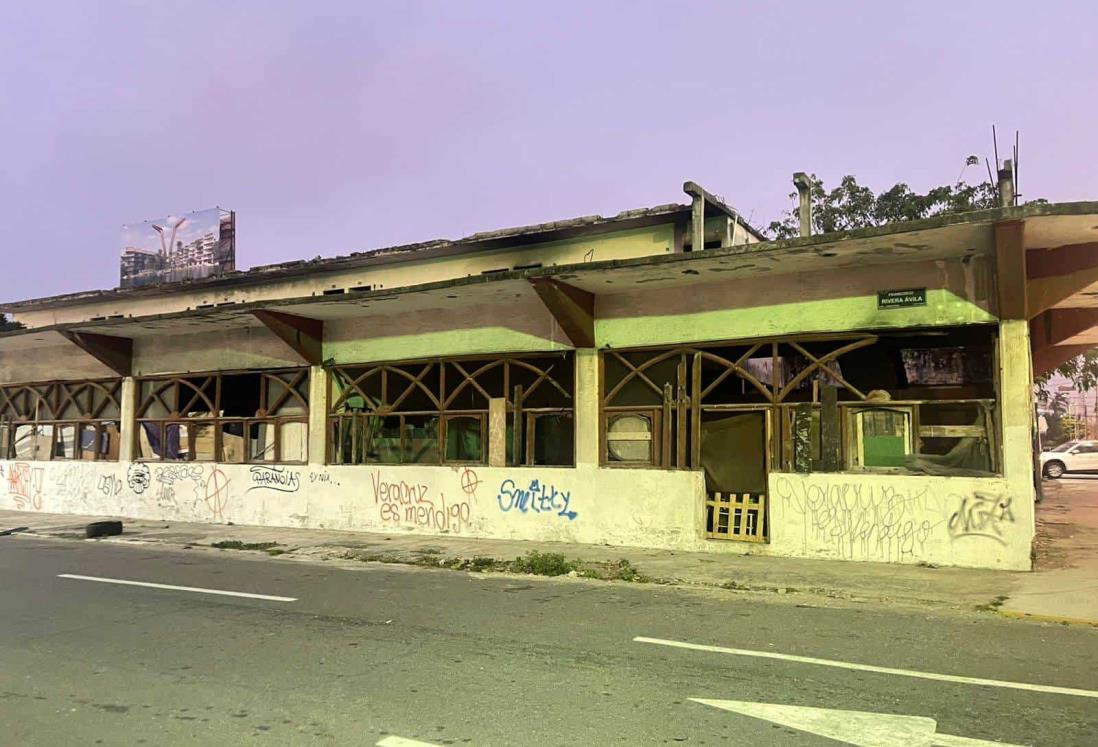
998,319,1036,562
574,349,600,466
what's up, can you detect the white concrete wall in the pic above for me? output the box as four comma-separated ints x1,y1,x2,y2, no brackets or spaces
766,471,1028,570
0,459,703,551
0,457,1029,569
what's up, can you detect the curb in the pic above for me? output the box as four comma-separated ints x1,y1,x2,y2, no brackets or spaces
997,609,1098,628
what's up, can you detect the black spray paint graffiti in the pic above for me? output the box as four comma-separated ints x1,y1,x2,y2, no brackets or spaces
248,466,301,493
948,492,1015,544
127,463,151,494
308,470,340,486
150,464,205,512
155,464,205,486
96,474,124,497
55,464,94,500
496,478,578,521
775,476,937,561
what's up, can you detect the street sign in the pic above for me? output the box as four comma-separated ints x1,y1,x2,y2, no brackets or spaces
877,288,927,309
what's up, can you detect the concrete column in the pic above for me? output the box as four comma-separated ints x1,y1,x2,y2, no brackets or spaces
691,194,704,252
574,348,600,467
998,319,1036,558
488,398,507,467
119,376,137,462
794,172,812,237
307,365,328,466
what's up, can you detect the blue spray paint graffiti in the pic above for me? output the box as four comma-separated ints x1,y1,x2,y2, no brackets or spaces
496,478,577,520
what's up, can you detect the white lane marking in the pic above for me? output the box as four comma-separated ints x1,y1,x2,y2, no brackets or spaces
692,699,1025,747
635,636,1098,700
376,737,442,747
57,574,297,602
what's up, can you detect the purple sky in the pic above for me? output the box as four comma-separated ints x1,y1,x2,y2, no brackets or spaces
1,1,1095,302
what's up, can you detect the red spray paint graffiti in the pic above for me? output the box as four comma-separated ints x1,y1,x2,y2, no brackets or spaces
8,462,45,511
203,467,231,520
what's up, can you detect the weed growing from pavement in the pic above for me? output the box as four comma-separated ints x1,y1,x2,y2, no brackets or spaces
353,549,652,583
976,595,1010,612
511,551,574,576
210,540,281,552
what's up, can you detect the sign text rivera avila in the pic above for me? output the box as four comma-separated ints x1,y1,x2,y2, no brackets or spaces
877,288,927,310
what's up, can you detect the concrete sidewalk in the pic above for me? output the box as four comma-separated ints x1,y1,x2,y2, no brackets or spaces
1,506,1051,618
1002,478,1098,624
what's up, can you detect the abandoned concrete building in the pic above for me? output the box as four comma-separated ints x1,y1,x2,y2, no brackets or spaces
3,178,1098,571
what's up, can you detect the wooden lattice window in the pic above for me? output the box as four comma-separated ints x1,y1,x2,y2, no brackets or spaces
135,368,309,463
602,329,1001,543
0,379,122,461
328,354,574,466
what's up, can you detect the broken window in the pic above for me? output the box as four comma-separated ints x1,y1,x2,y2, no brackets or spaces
849,407,914,468
135,368,309,463
846,400,996,475
601,327,1003,542
328,354,574,466
0,379,122,461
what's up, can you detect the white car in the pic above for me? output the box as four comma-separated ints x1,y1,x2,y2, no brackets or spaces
1040,440,1098,478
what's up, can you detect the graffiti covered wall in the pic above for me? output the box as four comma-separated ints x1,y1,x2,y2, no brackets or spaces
767,471,1032,570
0,459,704,553
0,460,1031,570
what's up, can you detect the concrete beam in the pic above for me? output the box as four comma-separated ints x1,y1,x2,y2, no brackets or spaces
251,310,323,366
529,278,595,348
1032,344,1092,377
994,220,1027,320
58,331,133,377
683,182,706,252
1026,241,1098,318
1029,308,1098,349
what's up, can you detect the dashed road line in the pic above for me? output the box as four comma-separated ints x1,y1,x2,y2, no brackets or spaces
635,636,1098,699
57,574,297,602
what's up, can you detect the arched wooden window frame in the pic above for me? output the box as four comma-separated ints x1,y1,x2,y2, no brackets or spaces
0,378,122,461
134,368,309,464
327,353,574,467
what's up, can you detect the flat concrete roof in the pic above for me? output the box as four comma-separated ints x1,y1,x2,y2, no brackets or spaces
3,200,1096,352
2,188,767,313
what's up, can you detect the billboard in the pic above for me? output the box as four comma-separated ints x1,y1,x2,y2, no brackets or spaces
120,207,235,288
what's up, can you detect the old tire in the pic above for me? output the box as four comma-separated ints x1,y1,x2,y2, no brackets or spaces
1043,461,1065,479
85,520,123,539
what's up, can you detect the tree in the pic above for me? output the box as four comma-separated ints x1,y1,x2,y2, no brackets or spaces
765,161,1098,390
1037,389,1072,447
1035,349,1098,395
0,314,23,332
766,165,1001,239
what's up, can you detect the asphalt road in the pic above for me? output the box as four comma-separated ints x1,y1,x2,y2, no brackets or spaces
1,537,1096,746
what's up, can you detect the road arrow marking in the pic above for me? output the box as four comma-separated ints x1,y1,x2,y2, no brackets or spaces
691,699,1027,747
635,636,1098,699
376,737,442,747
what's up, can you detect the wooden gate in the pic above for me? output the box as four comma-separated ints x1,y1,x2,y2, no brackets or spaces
705,491,767,542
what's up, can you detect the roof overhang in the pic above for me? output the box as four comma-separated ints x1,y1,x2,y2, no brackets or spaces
3,201,1097,378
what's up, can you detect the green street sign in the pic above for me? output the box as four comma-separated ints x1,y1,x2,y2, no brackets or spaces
877,288,927,309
